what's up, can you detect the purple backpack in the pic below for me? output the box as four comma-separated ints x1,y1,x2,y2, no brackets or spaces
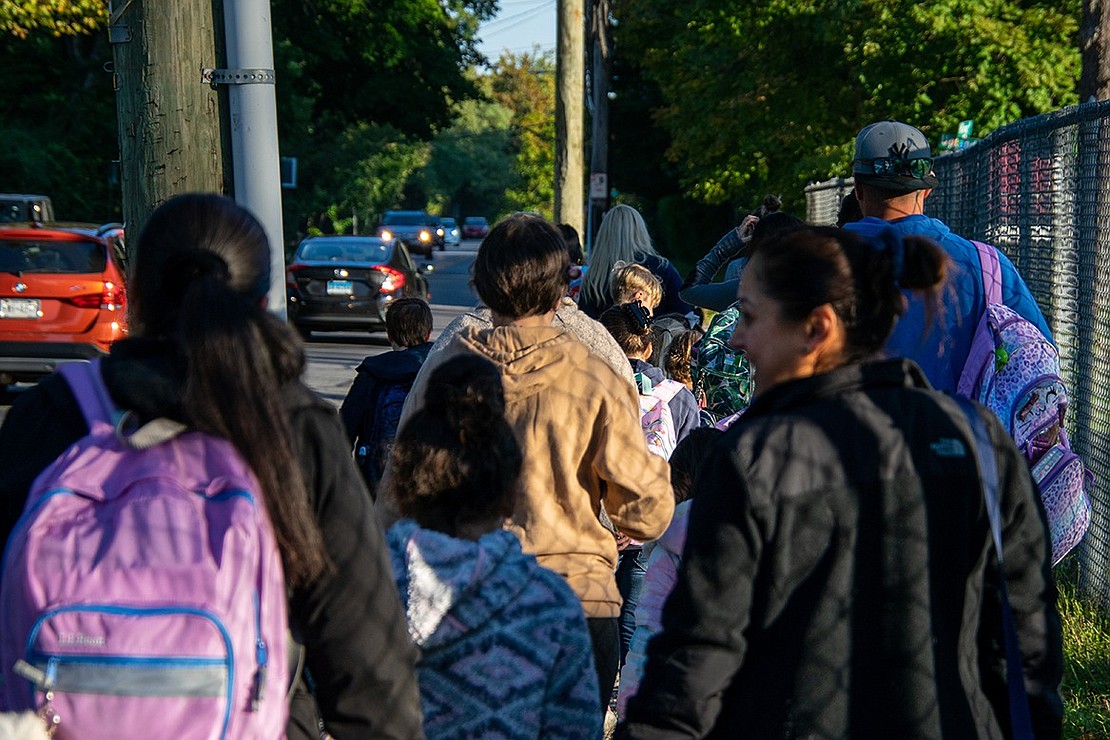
0,360,289,738
957,241,1092,565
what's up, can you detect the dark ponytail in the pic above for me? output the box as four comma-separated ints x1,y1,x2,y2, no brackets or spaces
133,194,328,586
389,355,521,537
750,226,948,361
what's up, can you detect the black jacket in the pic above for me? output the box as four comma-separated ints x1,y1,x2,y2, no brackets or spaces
339,342,432,478
621,359,1062,739
0,338,424,739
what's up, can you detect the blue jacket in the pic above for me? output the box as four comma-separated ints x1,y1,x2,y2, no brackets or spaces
388,521,601,739
844,215,1053,393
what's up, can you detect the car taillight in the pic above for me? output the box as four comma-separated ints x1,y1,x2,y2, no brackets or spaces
375,266,406,294
68,281,126,311
286,265,303,290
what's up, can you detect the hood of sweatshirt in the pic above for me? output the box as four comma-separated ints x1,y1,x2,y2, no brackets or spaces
387,520,535,650
355,342,432,383
455,325,583,403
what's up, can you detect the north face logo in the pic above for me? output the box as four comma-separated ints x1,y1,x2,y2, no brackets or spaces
930,438,966,458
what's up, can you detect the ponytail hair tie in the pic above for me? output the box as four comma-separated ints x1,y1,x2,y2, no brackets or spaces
621,301,653,335
163,249,232,299
873,226,905,285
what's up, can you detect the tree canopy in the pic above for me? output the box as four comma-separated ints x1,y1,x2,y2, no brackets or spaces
611,0,1081,208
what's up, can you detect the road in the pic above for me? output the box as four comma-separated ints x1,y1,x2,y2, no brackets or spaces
0,240,479,422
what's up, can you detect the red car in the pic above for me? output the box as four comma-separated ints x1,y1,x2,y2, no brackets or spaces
461,216,489,239
0,222,128,384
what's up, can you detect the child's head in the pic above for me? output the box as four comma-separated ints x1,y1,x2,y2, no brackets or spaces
669,426,722,505
390,355,522,538
473,214,570,319
663,329,699,390
609,261,663,309
558,223,585,266
385,297,433,347
599,302,654,360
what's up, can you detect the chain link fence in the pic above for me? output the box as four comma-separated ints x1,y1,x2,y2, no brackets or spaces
806,99,1110,607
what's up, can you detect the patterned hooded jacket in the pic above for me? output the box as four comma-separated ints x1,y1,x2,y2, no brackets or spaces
387,521,601,739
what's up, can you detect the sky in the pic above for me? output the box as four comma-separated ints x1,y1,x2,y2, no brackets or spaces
476,0,557,64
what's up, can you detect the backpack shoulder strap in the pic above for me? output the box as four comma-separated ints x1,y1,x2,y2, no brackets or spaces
953,396,1035,740
57,359,118,430
971,240,1003,306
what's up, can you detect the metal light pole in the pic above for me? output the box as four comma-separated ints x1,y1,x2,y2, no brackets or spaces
220,0,287,318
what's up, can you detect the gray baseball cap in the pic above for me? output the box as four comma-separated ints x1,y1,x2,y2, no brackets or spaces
852,120,939,193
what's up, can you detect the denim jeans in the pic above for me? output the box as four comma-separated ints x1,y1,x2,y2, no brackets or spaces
586,617,620,709
615,547,647,667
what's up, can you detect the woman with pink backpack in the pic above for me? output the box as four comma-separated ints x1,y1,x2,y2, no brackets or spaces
0,194,422,739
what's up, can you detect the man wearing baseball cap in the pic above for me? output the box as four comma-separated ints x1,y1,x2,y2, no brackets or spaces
843,119,1053,393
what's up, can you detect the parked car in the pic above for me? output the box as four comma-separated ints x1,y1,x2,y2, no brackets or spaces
286,235,432,339
0,221,128,384
462,216,489,239
377,210,442,257
439,217,460,247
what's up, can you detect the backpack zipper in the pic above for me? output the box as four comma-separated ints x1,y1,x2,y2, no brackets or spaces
251,590,268,711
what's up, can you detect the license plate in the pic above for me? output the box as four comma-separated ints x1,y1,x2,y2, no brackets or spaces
0,298,41,319
326,280,353,296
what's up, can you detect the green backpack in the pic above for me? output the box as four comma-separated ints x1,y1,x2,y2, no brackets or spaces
692,302,754,425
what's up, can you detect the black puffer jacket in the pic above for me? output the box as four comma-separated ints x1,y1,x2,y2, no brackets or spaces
621,359,1062,739
0,338,424,739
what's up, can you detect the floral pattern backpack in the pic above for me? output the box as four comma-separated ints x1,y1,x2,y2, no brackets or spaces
958,241,1092,564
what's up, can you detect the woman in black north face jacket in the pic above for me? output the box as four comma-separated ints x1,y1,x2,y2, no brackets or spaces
620,226,1062,739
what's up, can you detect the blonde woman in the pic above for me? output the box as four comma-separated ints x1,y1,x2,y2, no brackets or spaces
578,205,690,319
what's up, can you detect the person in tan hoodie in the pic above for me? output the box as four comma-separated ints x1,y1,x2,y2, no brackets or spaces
379,213,674,712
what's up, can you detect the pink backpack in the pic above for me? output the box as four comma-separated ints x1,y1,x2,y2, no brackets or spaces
0,360,289,739
957,241,1092,564
636,374,684,459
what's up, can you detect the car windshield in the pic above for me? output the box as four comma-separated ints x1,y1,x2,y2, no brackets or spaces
297,239,390,263
465,217,486,225
383,213,426,225
441,218,456,226
0,240,107,274
0,202,26,223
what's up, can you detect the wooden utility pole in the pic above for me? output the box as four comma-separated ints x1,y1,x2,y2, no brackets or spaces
1080,0,1110,100
587,0,611,251
555,0,585,236
109,0,228,237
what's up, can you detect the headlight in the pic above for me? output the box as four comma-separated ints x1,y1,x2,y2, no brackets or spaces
419,230,431,241
380,229,392,240
436,227,445,237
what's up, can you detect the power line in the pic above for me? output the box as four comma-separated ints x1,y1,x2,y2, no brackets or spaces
480,0,555,31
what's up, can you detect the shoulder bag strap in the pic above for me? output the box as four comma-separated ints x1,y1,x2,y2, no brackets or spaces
57,358,117,429
954,396,1035,740
971,240,1004,306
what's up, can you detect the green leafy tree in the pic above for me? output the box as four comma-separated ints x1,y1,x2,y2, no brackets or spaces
490,49,557,218
420,97,516,218
272,0,496,140
0,1,105,38
0,30,119,220
286,123,429,242
612,0,1080,208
